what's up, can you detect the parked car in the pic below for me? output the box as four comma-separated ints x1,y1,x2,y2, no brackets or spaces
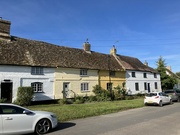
164,89,180,102
0,103,58,135
144,92,172,107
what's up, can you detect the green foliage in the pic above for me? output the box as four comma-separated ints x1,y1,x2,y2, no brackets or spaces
113,85,127,100
74,95,85,104
0,98,7,103
92,85,111,101
156,56,178,90
15,87,34,106
176,72,180,77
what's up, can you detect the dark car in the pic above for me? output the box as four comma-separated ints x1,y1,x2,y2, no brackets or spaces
164,89,180,102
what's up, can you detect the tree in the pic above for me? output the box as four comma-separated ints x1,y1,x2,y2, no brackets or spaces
156,56,177,90
176,72,180,77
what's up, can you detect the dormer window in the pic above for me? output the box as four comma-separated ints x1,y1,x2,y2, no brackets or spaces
31,67,44,75
80,69,87,76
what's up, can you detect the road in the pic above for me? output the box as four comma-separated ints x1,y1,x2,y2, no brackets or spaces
48,103,180,135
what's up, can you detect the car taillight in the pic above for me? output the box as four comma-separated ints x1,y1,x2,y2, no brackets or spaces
155,96,159,98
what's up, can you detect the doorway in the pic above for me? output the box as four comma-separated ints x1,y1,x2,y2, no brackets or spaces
63,82,70,98
1,81,13,103
148,83,151,93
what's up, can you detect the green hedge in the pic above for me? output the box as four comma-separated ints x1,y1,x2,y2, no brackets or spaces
15,87,33,106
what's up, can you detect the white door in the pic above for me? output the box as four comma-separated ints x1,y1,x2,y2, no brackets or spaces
63,82,70,98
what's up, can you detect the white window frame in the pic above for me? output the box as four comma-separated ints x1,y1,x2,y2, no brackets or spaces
31,67,44,75
80,69,88,76
81,83,89,91
31,82,43,92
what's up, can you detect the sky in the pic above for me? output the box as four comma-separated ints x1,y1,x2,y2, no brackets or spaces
1,0,180,72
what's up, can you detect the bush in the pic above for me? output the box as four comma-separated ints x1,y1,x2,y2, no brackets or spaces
93,85,111,101
0,98,7,103
15,87,33,106
74,95,85,104
113,85,127,100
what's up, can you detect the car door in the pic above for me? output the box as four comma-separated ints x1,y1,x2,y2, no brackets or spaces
1,105,34,134
0,109,2,134
162,92,169,103
159,92,166,103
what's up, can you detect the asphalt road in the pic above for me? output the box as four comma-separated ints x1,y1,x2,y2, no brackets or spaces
48,102,180,135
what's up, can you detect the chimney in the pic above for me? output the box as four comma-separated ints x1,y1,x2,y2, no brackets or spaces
166,66,172,71
83,39,91,53
0,18,11,41
144,60,148,66
110,45,117,55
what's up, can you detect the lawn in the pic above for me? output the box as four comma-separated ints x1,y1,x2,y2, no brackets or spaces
27,98,144,122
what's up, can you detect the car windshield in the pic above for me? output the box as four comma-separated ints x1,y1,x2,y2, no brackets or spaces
146,93,157,97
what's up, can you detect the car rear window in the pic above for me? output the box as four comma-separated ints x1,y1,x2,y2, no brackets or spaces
146,93,157,97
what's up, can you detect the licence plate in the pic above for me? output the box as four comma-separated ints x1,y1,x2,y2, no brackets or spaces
148,101,153,103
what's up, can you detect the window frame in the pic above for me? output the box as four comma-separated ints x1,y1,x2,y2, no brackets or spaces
154,73,157,78
31,82,43,93
143,73,147,78
107,82,113,91
81,83,89,92
132,72,136,77
109,71,116,77
80,69,88,76
144,82,148,90
154,82,158,89
31,67,44,75
135,83,139,91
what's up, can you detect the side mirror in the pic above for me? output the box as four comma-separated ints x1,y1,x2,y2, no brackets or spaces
23,110,33,115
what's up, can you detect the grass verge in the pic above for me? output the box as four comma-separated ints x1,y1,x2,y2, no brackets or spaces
27,98,144,122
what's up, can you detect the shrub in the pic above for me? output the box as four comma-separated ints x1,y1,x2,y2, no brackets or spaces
15,87,33,106
0,98,7,103
74,95,85,104
93,85,111,101
113,85,127,100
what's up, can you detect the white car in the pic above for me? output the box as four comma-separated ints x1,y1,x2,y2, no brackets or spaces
0,103,58,135
144,92,172,107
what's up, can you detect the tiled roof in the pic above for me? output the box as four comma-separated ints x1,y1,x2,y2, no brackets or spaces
116,54,158,73
0,36,122,71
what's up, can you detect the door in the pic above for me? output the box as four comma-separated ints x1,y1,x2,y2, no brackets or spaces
1,81,13,103
63,83,70,98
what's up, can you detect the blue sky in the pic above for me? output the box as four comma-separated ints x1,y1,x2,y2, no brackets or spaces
1,0,180,72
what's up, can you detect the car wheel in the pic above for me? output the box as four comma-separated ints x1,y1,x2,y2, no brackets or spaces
35,118,51,135
159,101,163,107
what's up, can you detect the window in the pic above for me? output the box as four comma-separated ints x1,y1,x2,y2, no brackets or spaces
135,83,139,91
154,73,157,78
109,71,115,77
31,67,44,75
31,82,43,92
80,69,87,76
1,105,25,114
144,82,148,90
107,83,112,90
143,73,147,78
81,83,89,91
154,82,158,89
132,72,136,77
